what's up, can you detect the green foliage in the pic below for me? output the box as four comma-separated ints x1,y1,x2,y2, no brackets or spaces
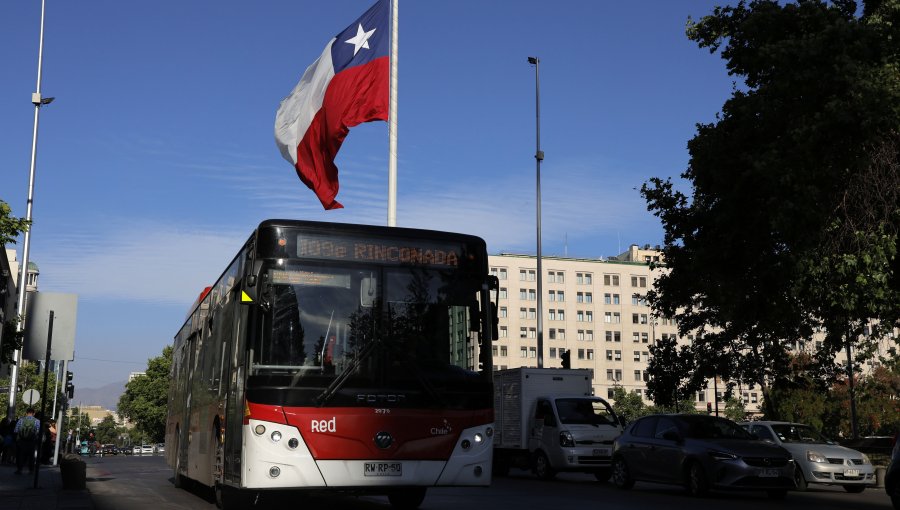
609,385,649,425
117,345,172,443
0,362,64,420
1,317,24,366
646,335,704,408
0,199,30,246
95,415,119,444
642,0,900,411
722,397,747,422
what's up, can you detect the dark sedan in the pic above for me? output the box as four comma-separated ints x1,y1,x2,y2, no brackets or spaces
612,414,795,499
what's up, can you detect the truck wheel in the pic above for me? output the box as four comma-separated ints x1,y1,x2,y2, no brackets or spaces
387,488,427,509
612,456,634,489
533,451,556,480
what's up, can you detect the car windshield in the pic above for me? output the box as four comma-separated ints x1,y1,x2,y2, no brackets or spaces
555,398,617,426
680,416,754,440
771,424,833,444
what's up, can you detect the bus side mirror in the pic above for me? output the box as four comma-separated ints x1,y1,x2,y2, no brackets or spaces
242,260,265,305
469,301,480,332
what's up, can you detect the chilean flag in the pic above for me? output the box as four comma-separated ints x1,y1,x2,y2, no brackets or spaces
275,0,390,210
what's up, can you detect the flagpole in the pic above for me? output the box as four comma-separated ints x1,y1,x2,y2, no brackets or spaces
387,0,399,227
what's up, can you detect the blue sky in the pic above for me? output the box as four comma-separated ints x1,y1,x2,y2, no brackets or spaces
0,1,733,393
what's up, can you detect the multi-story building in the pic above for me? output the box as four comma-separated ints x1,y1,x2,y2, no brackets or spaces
489,246,684,404
489,246,897,416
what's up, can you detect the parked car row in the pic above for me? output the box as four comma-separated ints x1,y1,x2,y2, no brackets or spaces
606,413,879,501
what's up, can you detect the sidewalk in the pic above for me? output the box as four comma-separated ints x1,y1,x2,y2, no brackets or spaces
0,461,95,510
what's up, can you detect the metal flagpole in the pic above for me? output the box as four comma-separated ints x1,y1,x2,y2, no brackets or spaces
8,0,51,421
528,56,544,368
387,0,399,227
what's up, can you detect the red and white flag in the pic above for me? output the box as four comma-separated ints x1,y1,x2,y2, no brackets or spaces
275,0,390,210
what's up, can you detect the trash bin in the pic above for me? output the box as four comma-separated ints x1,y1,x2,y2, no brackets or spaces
876,466,887,488
59,454,86,490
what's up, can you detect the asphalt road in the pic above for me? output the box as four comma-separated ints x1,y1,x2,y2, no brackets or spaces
81,455,894,510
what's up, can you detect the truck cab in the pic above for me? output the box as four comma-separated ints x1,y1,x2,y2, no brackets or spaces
529,394,622,479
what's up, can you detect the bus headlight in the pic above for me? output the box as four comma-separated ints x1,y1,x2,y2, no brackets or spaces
269,466,281,478
254,424,266,436
270,431,282,442
288,438,299,449
474,433,484,444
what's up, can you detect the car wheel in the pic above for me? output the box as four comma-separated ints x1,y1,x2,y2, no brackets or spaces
387,488,427,509
686,461,709,497
843,485,865,493
612,456,634,490
533,451,556,480
793,467,807,491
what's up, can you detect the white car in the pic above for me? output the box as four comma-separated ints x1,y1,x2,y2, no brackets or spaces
132,445,141,455
141,444,154,454
743,421,876,492
156,443,165,454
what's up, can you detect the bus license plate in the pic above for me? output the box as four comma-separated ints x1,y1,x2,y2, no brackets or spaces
365,462,402,477
844,469,860,477
593,448,611,456
758,468,780,477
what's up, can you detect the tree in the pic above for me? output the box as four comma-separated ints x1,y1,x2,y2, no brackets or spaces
641,0,900,413
645,335,703,409
722,397,747,422
609,385,649,425
95,415,119,444
117,345,172,443
0,199,30,247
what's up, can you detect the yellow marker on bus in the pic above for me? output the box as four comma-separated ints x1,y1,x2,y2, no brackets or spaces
241,291,253,303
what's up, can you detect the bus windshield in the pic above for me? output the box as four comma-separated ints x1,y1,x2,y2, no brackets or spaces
248,261,488,408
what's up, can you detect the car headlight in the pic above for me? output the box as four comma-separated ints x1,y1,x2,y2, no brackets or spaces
861,453,871,465
807,450,827,463
559,431,575,447
708,450,738,461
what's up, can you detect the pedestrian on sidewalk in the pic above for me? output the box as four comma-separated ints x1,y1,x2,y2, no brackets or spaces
13,407,40,474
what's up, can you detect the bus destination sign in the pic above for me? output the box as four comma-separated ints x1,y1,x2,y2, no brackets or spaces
297,235,462,268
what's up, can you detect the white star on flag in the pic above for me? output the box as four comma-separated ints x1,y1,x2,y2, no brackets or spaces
345,23,376,55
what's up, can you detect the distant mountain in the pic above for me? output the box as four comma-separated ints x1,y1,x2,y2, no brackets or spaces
72,380,126,411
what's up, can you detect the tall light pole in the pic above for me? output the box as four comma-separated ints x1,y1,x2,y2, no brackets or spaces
8,0,52,420
528,56,544,368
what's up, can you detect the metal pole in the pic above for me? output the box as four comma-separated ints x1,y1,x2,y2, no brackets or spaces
52,359,66,464
8,0,49,421
528,56,544,368
846,333,858,439
34,310,53,488
387,0,399,226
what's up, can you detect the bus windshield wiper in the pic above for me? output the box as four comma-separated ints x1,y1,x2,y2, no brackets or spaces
315,336,380,406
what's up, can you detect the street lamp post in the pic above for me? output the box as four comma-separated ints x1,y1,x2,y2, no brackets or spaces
7,0,52,420
528,56,544,368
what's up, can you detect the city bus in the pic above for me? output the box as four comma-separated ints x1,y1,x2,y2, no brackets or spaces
166,220,496,509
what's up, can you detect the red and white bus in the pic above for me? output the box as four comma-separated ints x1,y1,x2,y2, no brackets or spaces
166,220,496,509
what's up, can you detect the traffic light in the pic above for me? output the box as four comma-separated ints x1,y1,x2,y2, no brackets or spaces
560,349,571,369
65,371,74,399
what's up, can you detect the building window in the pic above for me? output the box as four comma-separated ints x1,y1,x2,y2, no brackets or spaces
528,270,536,281
641,333,649,343
499,287,507,299
557,310,565,321
586,330,593,341
528,308,536,319
604,274,620,286
634,370,642,381
549,347,557,358
607,388,615,399
614,331,621,342
500,306,507,318
520,307,528,319
604,293,612,304
631,276,647,288
578,330,585,341
606,331,613,342
614,370,622,381
549,328,556,340
585,292,593,303
632,332,640,343
614,350,621,361
520,347,528,358
558,329,566,340
606,369,614,381
586,311,593,322
529,347,537,358
587,349,594,360
577,292,584,303
499,326,508,338
528,328,536,339
576,349,584,360
500,346,507,357
634,351,641,361
528,289,536,301
557,291,565,302
520,270,527,281
499,268,507,280
606,350,613,360
577,311,585,322
612,294,619,304
613,312,621,324
520,327,527,338
548,309,556,321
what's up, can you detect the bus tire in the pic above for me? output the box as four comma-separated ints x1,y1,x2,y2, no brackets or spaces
387,487,427,509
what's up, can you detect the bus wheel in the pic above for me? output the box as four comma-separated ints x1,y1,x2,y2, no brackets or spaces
387,488,427,509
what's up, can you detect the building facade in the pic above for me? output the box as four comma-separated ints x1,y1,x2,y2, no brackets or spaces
488,247,897,416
